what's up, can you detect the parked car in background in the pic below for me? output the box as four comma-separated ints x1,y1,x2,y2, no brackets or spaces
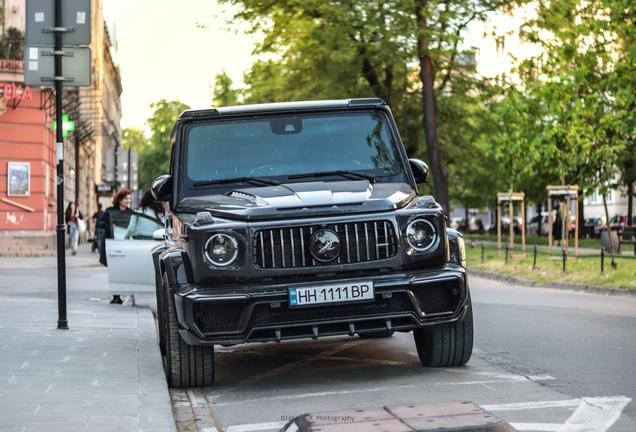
528,213,549,236
609,214,636,231
583,216,605,238
459,217,485,234
497,216,523,235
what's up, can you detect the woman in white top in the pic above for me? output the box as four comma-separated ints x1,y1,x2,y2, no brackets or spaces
124,188,166,239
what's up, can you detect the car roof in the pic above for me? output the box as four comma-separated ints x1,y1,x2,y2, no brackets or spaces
178,98,387,119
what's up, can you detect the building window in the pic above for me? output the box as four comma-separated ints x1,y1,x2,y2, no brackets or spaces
587,189,614,205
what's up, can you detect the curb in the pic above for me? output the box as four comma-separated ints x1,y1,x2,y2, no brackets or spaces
470,269,636,297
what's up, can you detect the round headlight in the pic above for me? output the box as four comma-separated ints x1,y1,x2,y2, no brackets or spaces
204,233,239,267
405,219,437,252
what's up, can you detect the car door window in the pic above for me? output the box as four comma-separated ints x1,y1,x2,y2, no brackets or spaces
108,210,163,240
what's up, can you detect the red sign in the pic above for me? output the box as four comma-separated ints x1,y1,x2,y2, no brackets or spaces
1,84,33,101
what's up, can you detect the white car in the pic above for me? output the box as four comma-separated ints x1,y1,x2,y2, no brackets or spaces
104,210,165,296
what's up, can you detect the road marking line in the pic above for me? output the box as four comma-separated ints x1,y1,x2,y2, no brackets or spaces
511,423,560,431
487,396,631,432
226,422,287,431
558,396,631,432
483,399,582,411
210,379,528,407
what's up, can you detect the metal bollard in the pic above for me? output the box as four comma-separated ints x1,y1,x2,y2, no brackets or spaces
562,247,566,273
505,244,509,264
481,243,485,263
600,247,605,275
533,244,537,270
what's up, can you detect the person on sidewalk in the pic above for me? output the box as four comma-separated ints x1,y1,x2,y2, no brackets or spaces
64,202,83,256
553,200,564,248
92,203,105,254
120,189,166,306
98,188,133,304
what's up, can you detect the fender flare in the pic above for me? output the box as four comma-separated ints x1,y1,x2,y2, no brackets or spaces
446,228,467,268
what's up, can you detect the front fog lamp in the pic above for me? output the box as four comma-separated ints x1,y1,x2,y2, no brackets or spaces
205,233,239,266
405,219,436,252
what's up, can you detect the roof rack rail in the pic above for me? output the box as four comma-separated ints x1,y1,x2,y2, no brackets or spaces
179,108,220,118
347,98,386,107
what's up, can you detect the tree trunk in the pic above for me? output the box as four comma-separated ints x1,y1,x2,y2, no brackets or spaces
578,199,585,239
628,183,634,227
415,1,451,219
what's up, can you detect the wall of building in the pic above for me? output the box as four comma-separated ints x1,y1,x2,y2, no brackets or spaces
0,85,56,234
0,0,122,250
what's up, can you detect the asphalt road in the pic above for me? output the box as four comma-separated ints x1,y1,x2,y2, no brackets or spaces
0,266,634,432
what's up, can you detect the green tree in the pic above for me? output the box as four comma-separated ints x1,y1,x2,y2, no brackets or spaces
217,0,522,218
122,127,149,153
136,99,190,190
211,71,240,107
485,0,631,262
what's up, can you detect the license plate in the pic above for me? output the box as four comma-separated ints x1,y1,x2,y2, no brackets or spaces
289,281,374,307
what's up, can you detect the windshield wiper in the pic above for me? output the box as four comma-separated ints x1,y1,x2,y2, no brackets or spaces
193,177,280,187
288,170,375,183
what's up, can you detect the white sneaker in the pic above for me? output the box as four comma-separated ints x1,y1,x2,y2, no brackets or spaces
122,295,136,307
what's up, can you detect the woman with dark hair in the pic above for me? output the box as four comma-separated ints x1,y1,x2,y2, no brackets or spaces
98,188,133,304
135,188,165,221
64,202,83,255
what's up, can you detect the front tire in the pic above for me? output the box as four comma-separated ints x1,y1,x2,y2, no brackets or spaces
162,273,215,388
413,296,473,367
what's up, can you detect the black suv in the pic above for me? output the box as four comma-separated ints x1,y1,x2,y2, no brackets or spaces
151,98,473,388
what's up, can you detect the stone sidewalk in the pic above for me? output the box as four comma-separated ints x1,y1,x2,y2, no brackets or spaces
0,242,176,432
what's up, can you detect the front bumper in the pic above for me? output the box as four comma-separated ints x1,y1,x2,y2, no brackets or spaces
174,265,468,346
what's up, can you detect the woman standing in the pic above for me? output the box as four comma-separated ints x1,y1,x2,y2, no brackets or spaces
98,188,133,304
124,189,165,239
64,202,83,255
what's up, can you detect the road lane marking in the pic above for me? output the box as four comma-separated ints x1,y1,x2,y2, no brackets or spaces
483,399,582,410
487,396,631,432
209,378,533,407
559,396,630,432
511,424,560,431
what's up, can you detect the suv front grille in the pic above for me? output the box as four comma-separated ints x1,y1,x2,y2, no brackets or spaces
253,220,397,268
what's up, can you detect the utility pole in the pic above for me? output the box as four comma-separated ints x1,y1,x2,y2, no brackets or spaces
25,0,92,329
53,0,68,330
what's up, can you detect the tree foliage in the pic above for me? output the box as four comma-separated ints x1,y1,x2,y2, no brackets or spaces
133,99,190,190
215,0,519,218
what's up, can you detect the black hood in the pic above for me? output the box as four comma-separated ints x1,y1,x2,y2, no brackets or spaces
177,180,416,220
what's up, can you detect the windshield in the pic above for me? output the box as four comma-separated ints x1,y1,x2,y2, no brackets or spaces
183,112,404,186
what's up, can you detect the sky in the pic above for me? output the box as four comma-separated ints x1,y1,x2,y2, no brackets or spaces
101,0,259,133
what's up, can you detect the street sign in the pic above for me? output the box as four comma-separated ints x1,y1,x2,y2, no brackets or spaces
24,46,91,86
26,0,91,46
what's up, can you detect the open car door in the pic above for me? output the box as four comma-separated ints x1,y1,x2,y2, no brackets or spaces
105,210,164,296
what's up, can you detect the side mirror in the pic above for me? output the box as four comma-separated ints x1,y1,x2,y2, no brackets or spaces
152,175,173,202
408,158,429,184
152,228,166,240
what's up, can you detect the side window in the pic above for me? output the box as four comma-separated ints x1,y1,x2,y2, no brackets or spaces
109,211,134,240
123,213,164,240
108,210,163,240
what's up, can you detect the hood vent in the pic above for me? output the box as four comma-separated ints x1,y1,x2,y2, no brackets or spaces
229,191,258,203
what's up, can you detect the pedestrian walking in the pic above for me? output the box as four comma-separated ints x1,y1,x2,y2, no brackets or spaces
92,203,105,253
98,188,133,304
64,202,83,255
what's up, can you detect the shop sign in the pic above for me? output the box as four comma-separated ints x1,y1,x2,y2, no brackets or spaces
95,183,115,194
1,83,33,101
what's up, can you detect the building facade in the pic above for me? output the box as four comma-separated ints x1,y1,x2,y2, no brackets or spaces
0,0,122,254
